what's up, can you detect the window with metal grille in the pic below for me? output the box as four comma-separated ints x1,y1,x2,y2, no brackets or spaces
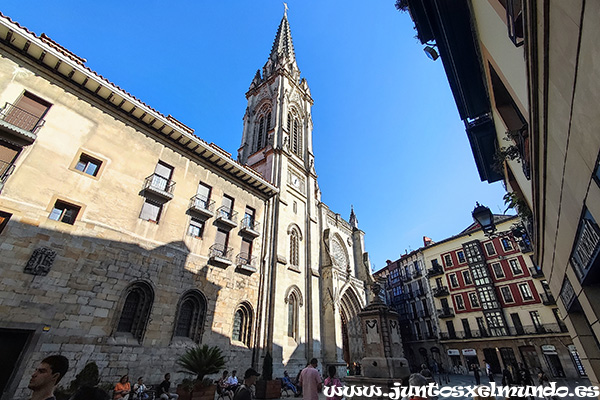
49,200,80,225
174,290,206,342
116,282,154,342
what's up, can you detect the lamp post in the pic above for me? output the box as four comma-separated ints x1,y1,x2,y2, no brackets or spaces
472,202,496,234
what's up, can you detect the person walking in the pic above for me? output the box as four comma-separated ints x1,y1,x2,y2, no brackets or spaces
483,360,494,383
299,358,323,400
28,355,69,400
472,364,481,385
233,368,260,400
323,366,342,400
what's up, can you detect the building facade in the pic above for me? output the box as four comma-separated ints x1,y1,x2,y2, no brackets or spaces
0,11,370,399
375,251,440,372
402,0,600,385
421,216,581,379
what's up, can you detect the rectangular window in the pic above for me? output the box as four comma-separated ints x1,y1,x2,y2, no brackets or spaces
462,270,473,285
188,218,204,238
518,283,533,301
140,198,162,223
243,206,256,229
457,251,466,264
530,311,543,330
196,182,212,206
485,242,496,256
509,259,523,275
449,273,459,288
241,238,253,258
462,319,472,338
501,238,513,251
6,91,51,132
75,153,102,177
152,161,174,191
49,200,80,224
492,263,505,279
221,194,234,218
500,286,514,303
454,295,465,310
444,254,453,267
469,292,480,308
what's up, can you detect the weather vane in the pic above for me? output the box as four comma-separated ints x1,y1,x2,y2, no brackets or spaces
284,2,288,16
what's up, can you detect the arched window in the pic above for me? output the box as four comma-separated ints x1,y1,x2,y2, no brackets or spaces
287,293,298,339
292,119,302,158
116,282,154,342
232,302,253,346
290,228,300,267
254,106,271,152
174,290,206,342
256,116,265,152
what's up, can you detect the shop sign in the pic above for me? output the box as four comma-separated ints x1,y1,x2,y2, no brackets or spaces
462,349,477,356
541,345,556,352
447,349,460,356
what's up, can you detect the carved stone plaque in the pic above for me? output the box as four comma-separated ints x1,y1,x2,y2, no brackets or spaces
24,247,57,276
365,319,380,344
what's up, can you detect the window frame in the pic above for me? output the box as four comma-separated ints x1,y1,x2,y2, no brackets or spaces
116,282,154,342
449,273,459,288
173,290,206,343
509,258,523,276
48,200,81,225
501,238,514,251
444,254,453,267
188,217,205,238
457,250,466,264
468,292,480,308
484,242,497,256
518,283,533,301
492,262,505,279
500,286,515,303
462,270,473,285
140,198,163,223
454,294,466,310
232,302,253,347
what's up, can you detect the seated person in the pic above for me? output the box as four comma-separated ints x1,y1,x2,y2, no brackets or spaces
158,373,179,400
217,371,234,399
114,375,131,400
133,376,150,400
282,371,298,395
226,370,240,392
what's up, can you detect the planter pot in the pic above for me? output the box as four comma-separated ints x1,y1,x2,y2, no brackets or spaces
176,385,192,400
191,384,217,400
255,380,280,399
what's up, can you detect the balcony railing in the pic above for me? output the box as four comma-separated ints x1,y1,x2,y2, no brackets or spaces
427,267,444,278
0,160,15,192
413,269,422,278
143,174,175,199
236,252,257,273
439,332,458,340
240,215,260,237
215,206,238,227
433,286,449,297
209,243,233,265
439,324,569,340
529,266,544,278
0,102,46,134
540,292,556,305
437,308,454,318
189,195,215,217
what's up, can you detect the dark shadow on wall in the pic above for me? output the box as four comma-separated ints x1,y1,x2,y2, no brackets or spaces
0,220,259,400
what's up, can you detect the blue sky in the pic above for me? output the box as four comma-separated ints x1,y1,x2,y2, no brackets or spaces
3,1,507,271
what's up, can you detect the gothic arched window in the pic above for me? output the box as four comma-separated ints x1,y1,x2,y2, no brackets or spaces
254,106,271,153
287,293,298,339
174,290,206,342
232,302,253,346
290,228,300,267
116,282,154,342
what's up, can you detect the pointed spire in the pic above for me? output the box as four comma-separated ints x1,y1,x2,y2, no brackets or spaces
349,205,359,229
264,7,298,78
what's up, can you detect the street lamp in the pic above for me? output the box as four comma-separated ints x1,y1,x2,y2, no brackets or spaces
472,202,496,234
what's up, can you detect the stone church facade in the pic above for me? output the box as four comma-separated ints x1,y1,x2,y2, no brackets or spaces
0,11,369,399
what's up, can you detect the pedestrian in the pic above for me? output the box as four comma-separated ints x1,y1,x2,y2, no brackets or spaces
472,364,481,386
299,358,323,400
233,368,260,400
419,363,434,384
69,386,110,400
323,366,342,400
502,366,513,386
518,363,533,386
28,354,69,400
401,373,429,400
217,371,233,400
157,373,179,400
483,360,494,383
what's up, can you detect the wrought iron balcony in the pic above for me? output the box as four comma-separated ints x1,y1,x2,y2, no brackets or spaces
437,308,454,318
439,332,458,340
0,160,15,193
240,215,260,237
540,292,556,305
215,206,238,228
416,309,429,318
413,269,423,278
188,195,215,218
433,286,449,297
427,267,444,278
209,243,233,265
143,174,175,199
529,266,544,278
236,252,257,273
0,102,45,141
413,288,425,297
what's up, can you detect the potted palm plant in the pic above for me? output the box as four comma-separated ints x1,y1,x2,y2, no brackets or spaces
177,345,226,400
